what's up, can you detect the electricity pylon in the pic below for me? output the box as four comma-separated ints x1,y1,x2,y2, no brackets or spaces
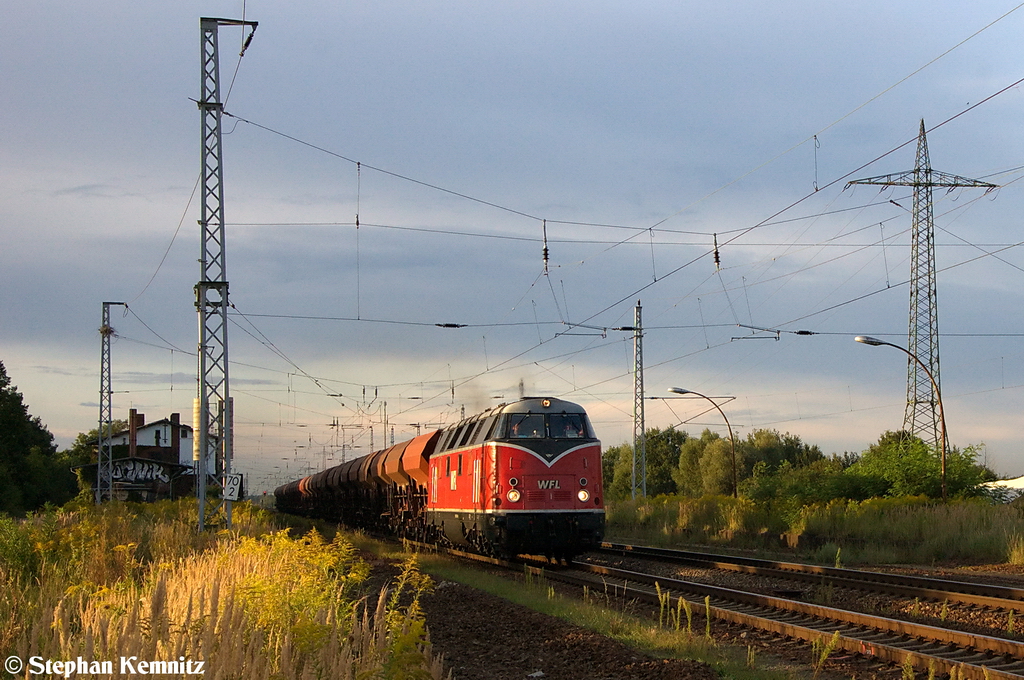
849,120,996,447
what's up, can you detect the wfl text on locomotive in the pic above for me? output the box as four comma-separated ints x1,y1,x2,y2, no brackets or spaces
274,397,605,559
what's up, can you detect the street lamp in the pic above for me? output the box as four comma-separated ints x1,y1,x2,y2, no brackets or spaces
668,387,737,497
854,335,948,501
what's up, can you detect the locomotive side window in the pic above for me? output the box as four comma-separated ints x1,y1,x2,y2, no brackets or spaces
550,413,588,439
508,413,545,438
438,426,458,452
463,417,484,446
458,418,480,447
472,415,499,445
449,424,468,450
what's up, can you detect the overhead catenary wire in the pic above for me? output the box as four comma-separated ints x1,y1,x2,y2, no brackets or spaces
112,6,1024,480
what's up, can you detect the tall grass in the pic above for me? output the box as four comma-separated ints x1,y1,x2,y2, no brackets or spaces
0,499,447,678
608,494,1024,565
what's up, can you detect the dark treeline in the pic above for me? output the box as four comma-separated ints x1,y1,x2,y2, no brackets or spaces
0,361,84,514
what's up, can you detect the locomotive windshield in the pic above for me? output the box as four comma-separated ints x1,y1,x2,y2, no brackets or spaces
508,413,545,438
549,413,588,439
505,412,592,440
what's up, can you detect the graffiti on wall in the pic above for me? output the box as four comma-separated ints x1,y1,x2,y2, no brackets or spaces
111,459,171,484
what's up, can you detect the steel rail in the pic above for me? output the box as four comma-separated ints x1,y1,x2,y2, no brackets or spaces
405,539,1024,677
557,561,1024,679
599,542,1024,609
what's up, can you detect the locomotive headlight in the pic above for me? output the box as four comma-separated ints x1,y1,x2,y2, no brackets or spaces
579,477,588,487
507,489,522,503
577,489,590,502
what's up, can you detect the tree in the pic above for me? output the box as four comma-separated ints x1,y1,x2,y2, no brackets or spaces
672,429,732,496
848,430,994,499
742,455,887,507
644,427,686,496
603,443,633,501
0,361,79,513
60,419,128,496
603,427,686,500
739,429,824,477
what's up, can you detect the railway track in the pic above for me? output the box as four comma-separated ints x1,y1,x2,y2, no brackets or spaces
418,541,1024,678
595,542,1024,610
562,559,1024,679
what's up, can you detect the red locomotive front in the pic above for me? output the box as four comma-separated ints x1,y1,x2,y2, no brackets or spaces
426,397,604,559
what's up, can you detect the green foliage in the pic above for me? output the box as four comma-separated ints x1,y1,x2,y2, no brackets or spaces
645,427,687,496
847,431,992,499
606,492,1024,564
603,443,632,501
235,529,370,643
742,456,890,513
673,429,720,496
0,361,79,514
604,427,687,500
673,427,823,499
0,515,38,578
740,429,824,475
380,556,436,680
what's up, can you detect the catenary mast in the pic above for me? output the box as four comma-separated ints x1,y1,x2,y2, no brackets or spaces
195,17,257,530
97,301,125,503
632,301,646,499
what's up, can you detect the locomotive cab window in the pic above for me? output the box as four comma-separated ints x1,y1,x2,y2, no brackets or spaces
549,413,589,439
508,413,545,439
482,414,501,441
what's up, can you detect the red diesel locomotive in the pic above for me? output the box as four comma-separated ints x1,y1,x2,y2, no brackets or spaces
274,397,605,559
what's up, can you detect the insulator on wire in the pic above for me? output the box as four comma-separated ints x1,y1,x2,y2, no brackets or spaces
542,219,549,274
713,233,721,270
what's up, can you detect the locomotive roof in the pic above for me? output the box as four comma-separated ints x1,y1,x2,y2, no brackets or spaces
499,397,587,414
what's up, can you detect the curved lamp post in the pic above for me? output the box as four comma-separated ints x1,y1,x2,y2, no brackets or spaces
668,387,737,497
855,335,948,501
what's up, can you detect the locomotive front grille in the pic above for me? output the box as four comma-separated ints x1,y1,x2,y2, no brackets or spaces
525,489,573,503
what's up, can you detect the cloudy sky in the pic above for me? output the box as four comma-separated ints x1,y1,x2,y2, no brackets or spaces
4,1,1024,493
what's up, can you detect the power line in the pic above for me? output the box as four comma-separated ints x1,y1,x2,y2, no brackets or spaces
224,111,543,222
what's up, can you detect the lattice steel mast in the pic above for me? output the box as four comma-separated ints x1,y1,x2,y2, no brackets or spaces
97,301,125,503
632,301,646,499
849,120,996,447
196,17,257,530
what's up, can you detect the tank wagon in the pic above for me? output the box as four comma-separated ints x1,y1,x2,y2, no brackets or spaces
274,397,605,560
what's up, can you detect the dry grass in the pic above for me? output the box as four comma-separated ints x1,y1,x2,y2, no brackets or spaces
0,500,448,679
